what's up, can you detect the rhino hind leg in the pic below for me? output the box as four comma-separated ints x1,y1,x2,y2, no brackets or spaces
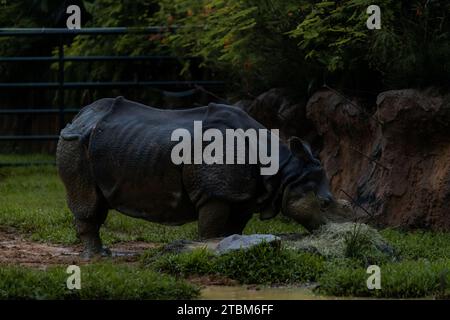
56,138,110,259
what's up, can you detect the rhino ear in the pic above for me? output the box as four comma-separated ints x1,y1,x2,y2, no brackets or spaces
289,137,315,164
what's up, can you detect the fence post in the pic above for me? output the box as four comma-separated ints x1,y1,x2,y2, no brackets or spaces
58,36,65,132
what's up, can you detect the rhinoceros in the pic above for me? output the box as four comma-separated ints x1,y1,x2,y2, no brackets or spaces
57,97,348,258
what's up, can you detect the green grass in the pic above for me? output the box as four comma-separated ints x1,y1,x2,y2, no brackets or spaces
0,263,199,300
381,229,450,260
318,259,450,298
144,243,325,285
0,154,56,163
141,242,450,298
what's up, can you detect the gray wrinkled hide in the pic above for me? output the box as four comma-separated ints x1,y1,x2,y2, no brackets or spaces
60,97,303,225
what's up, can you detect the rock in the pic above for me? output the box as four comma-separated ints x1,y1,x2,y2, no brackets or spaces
306,88,450,230
216,234,281,254
162,239,222,254
162,234,281,255
238,86,450,230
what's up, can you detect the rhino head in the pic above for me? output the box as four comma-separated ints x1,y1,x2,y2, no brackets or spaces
281,137,354,231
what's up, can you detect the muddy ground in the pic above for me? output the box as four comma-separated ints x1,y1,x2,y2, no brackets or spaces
0,227,158,268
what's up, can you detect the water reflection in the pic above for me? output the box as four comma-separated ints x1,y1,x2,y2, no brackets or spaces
200,285,332,300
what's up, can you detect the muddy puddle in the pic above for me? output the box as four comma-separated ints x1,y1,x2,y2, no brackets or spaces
200,285,332,300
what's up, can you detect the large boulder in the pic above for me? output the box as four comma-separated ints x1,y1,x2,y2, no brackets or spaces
216,234,281,254
243,87,450,230
306,88,450,230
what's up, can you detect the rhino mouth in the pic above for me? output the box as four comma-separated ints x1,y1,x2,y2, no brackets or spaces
286,192,356,231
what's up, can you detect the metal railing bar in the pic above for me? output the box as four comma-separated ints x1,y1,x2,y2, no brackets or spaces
0,27,226,158
0,161,56,167
0,81,225,89
0,108,80,114
0,135,59,141
0,27,178,37
0,55,187,62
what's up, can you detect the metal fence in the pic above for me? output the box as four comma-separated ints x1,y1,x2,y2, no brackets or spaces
0,27,225,166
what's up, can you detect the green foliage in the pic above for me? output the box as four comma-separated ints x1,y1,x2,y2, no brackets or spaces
152,0,450,92
1,0,448,99
151,0,318,94
0,263,199,300
289,0,450,87
145,243,325,285
289,0,378,72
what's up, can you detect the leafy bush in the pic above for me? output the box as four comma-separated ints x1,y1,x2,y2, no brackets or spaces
151,0,317,95
2,0,448,101
289,0,450,88
152,0,450,93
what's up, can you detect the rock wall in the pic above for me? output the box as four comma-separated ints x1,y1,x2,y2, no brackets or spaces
245,88,450,230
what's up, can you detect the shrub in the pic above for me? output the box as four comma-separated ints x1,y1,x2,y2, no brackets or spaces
153,0,450,93
289,0,450,88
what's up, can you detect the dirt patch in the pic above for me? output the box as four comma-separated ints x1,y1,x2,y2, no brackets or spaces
0,228,159,268
187,275,239,287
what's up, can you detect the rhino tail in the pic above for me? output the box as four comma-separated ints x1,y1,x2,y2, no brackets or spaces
60,124,92,147
60,132,81,141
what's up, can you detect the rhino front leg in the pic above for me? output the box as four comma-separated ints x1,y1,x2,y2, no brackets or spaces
198,199,231,239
